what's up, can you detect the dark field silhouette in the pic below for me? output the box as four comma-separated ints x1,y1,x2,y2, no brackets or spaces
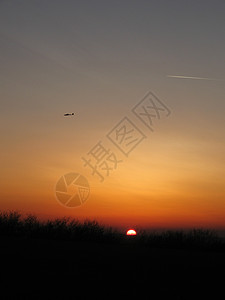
1,211,225,299
0,211,224,250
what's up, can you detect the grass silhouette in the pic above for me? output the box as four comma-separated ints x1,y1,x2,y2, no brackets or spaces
1,210,225,299
0,210,224,250
0,210,122,243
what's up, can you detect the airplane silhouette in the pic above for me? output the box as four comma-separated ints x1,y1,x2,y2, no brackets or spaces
64,113,75,116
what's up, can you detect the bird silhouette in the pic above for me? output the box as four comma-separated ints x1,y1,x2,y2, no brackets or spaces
64,113,75,116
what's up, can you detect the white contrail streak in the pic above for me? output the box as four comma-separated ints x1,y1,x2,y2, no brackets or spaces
167,75,223,81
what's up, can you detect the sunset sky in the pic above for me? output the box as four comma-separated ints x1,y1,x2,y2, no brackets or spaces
0,0,225,230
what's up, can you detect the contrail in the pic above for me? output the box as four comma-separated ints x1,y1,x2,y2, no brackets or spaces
167,75,223,81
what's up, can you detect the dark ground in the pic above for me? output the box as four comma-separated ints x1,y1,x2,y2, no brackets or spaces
1,235,225,300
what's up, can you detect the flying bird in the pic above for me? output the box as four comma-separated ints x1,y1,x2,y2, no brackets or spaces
64,113,75,116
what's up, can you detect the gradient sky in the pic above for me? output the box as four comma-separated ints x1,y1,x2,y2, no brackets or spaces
0,0,225,229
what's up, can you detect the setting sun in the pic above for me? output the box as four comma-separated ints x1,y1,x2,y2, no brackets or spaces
126,229,137,236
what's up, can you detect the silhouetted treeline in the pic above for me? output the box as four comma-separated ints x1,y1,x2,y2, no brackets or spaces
0,210,224,250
